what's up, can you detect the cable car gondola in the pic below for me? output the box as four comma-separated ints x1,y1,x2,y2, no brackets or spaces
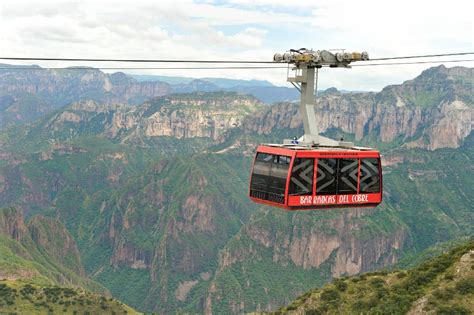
248,49,382,210
249,145,382,210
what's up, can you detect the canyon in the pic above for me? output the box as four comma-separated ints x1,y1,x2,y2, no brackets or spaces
0,65,472,313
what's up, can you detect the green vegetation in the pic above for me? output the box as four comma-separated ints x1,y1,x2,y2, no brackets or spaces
206,256,333,314
0,236,54,287
0,146,257,312
0,208,106,294
275,240,474,314
397,237,472,269
0,280,140,314
402,88,448,108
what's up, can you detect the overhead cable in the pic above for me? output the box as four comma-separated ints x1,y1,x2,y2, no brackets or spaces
0,52,473,64
0,57,275,64
368,52,474,61
0,66,288,70
353,59,474,67
0,59,472,71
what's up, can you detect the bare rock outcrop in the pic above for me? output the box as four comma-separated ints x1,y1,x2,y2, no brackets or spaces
28,215,87,276
0,207,27,241
244,66,473,150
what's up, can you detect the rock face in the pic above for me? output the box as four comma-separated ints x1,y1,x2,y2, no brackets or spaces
0,68,171,103
206,208,407,313
41,92,265,144
0,66,296,128
0,207,89,284
91,155,255,313
242,211,404,276
244,66,473,150
39,66,472,150
0,66,171,127
141,98,251,141
28,215,86,277
0,207,28,241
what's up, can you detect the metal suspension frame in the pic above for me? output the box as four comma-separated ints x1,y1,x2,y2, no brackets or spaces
273,49,369,148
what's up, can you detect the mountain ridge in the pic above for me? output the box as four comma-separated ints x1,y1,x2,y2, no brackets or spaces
0,66,171,127
2,65,469,154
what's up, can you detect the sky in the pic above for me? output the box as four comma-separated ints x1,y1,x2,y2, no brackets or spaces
0,0,473,90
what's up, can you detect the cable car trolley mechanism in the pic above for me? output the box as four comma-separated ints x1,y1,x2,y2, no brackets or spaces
249,49,382,210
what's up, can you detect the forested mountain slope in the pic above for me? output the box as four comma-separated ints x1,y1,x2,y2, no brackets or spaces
274,240,473,314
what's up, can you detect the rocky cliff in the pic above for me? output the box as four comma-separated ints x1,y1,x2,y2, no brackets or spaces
0,65,171,127
205,207,408,313
0,65,297,128
0,207,28,242
219,209,405,276
27,215,86,277
86,155,256,313
38,92,265,145
244,66,473,150
0,207,103,291
25,65,473,151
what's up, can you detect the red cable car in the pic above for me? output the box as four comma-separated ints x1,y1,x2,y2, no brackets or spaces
249,145,382,210
249,49,382,210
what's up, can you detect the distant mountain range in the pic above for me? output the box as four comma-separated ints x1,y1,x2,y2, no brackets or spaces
9,66,470,151
0,65,300,128
0,64,170,128
0,64,379,129
131,74,274,88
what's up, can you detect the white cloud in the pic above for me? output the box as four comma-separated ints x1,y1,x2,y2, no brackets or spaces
0,0,472,89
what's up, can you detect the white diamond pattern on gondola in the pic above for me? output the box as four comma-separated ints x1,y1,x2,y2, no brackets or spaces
316,159,336,192
290,159,313,193
360,160,379,191
340,160,358,191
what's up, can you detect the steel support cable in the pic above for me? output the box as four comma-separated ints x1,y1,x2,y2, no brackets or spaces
368,52,474,61
0,57,275,64
0,59,472,71
0,66,288,70
0,52,473,64
352,59,474,67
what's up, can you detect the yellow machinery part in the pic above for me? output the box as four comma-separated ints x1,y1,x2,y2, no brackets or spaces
351,52,362,61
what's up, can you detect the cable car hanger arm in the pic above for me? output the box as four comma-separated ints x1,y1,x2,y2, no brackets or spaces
273,49,368,148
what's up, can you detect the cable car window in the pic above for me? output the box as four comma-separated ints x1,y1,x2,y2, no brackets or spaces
316,158,337,195
289,158,314,196
250,153,272,194
277,155,291,165
256,153,273,162
360,158,380,193
338,159,359,194
268,154,290,197
250,153,290,204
